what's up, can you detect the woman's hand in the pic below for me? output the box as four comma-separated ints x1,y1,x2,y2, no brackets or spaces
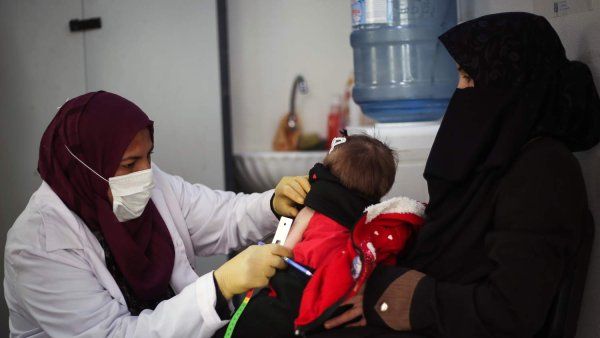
272,176,311,217
214,244,292,299
363,268,425,331
324,286,366,329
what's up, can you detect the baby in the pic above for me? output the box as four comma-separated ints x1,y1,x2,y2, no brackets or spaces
216,134,425,338
284,134,399,252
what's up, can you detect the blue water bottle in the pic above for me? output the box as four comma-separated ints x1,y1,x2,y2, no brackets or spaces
351,0,457,122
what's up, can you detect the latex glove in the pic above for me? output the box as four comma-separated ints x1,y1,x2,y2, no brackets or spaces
324,286,366,329
214,244,292,299
272,176,311,217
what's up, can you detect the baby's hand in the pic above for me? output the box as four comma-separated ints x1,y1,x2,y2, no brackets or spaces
324,285,366,329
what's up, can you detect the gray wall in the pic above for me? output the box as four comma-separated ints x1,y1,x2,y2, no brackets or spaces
81,0,226,190
0,0,225,335
0,1,87,334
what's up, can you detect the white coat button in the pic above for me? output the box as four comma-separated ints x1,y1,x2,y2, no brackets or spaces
380,302,388,312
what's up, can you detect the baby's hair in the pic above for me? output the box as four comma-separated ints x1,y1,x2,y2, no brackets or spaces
324,134,398,200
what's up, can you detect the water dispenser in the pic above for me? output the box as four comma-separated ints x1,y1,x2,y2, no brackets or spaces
351,0,457,122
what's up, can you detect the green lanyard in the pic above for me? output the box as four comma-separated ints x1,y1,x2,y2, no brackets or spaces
223,289,254,338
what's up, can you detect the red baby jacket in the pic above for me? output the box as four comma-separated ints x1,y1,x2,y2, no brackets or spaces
291,197,426,332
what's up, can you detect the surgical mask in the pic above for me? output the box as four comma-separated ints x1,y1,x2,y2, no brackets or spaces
65,145,155,222
108,169,154,222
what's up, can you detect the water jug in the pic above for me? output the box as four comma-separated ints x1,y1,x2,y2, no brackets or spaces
351,0,457,122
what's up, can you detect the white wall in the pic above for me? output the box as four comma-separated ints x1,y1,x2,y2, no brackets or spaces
228,0,354,152
458,1,600,337
82,0,226,190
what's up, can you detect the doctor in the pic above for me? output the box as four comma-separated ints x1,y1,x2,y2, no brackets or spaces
4,91,310,337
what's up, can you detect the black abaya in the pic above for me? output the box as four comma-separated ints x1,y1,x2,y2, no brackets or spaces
355,12,600,338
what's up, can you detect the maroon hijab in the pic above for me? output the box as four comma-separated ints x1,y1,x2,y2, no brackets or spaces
38,91,175,306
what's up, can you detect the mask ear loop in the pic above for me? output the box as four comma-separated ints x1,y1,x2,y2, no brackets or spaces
64,145,109,183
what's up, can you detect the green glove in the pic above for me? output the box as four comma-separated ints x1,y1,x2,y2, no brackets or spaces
273,176,311,217
214,244,292,299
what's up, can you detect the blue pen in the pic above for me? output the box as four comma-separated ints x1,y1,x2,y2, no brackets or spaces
282,257,313,277
258,241,313,277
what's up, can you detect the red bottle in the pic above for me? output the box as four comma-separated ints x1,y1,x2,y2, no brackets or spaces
327,97,344,148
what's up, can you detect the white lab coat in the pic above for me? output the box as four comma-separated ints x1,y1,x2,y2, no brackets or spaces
3,165,278,337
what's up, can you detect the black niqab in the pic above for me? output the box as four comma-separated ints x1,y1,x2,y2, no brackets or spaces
403,12,600,276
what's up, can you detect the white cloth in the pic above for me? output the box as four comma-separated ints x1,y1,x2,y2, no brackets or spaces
3,165,278,337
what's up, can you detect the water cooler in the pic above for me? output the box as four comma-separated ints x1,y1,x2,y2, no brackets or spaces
349,0,457,202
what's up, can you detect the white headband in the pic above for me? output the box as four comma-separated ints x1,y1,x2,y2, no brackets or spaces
329,137,347,154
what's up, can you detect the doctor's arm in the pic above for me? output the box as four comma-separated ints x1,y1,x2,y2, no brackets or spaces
159,166,309,256
11,247,227,338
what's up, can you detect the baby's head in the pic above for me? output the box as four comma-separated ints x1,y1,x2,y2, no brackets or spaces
324,135,398,200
